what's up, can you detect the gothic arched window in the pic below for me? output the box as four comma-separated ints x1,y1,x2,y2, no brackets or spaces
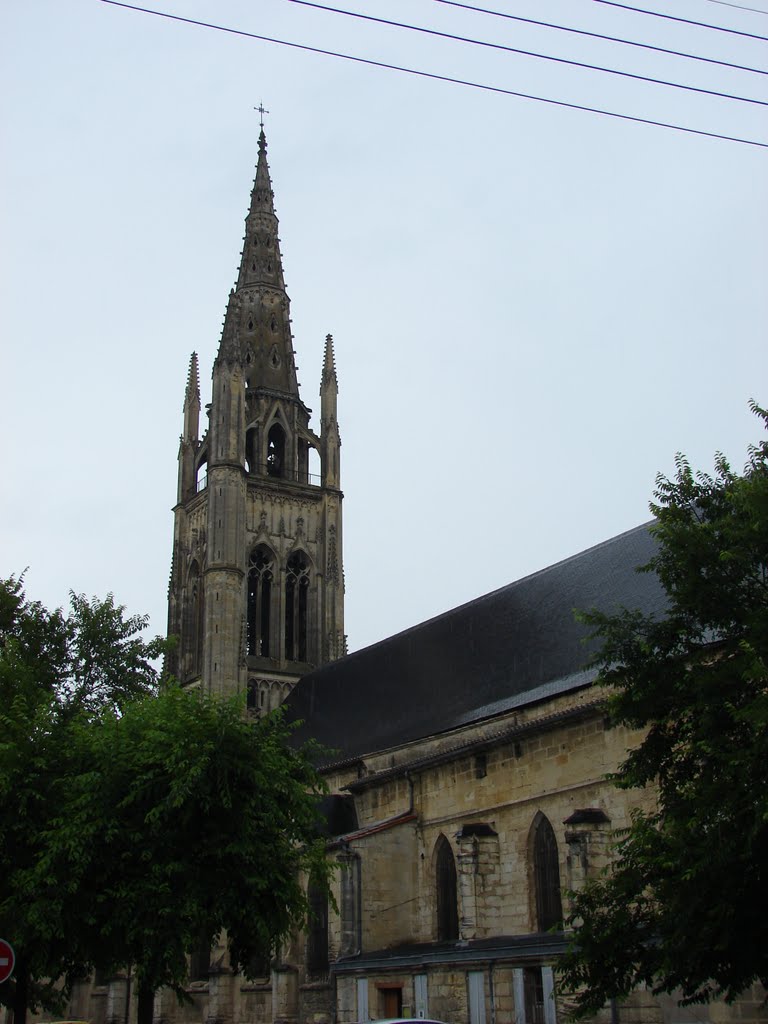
435,835,459,942
186,561,204,679
247,546,274,658
532,812,563,932
246,678,258,712
285,552,310,662
266,422,285,478
306,872,329,974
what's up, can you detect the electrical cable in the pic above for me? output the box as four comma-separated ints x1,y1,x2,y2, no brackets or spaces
701,0,768,12
432,0,768,77
98,1,768,149
589,0,768,40
281,0,768,107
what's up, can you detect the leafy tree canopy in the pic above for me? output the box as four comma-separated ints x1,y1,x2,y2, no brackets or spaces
560,402,768,1014
0,580,330,1024
1,579,164,1022
0,576,162,717
45,688,330,1024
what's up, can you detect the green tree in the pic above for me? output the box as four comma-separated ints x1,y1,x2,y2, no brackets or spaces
49,689,329,1024
0,579,164,1024
0,579,330,1024
559,402,768,1014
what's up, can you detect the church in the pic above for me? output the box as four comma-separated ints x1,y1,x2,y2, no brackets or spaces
66,130,765,1024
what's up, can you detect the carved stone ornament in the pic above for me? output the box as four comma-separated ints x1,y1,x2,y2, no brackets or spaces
327,533,339,585
250,489,320,511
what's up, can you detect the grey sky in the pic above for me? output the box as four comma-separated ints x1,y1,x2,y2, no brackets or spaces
2,0,766,654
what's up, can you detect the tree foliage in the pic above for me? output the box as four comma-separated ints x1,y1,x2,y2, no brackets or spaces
0,580,330,1024
559,402,768,1014
0,579,164,1023
46,689,330,1024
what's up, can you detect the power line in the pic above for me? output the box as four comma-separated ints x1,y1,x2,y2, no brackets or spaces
432,0,768,77
282,0,768,107
98,1,768,149
701,0,768,12
590,0,768,40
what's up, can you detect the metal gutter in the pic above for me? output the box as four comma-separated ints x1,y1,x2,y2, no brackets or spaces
326,811,417,850
330,935,568,974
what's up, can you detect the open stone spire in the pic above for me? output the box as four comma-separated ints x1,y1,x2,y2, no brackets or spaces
216,127,299,398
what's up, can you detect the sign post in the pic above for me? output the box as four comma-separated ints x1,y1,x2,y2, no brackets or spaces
0,938,15,984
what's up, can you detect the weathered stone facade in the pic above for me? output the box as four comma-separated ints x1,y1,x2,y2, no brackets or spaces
321,693,656,1024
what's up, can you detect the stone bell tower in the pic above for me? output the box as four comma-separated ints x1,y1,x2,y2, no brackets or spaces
166,127,345,710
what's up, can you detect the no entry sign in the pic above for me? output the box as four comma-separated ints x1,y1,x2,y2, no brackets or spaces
0,938,15,984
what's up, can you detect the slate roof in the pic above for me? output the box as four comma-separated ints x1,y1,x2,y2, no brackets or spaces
284,522,667,762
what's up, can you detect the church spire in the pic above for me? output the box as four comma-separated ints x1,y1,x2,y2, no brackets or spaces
184,351,200,434
217,126,299,398
177,351,201,503
186,349,199,393
320,334,341,490
321,333,338,390
235,128,286,293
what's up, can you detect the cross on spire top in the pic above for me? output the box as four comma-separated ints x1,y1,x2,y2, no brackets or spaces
255,102,269,129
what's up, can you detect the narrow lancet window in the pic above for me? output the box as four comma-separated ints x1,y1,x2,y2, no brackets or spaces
247,547,274,658
245,427,258,474
186,561,204,679
246,679,258,712
306,872,329,974
285,552,310,661
532,813,563,932
435,835,459,942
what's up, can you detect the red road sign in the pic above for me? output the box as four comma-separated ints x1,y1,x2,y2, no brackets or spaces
0,938,15,984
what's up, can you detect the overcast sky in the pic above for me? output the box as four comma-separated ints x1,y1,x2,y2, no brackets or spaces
2,0,766,655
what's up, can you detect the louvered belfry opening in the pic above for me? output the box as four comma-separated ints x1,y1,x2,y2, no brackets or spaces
266,422,285,477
